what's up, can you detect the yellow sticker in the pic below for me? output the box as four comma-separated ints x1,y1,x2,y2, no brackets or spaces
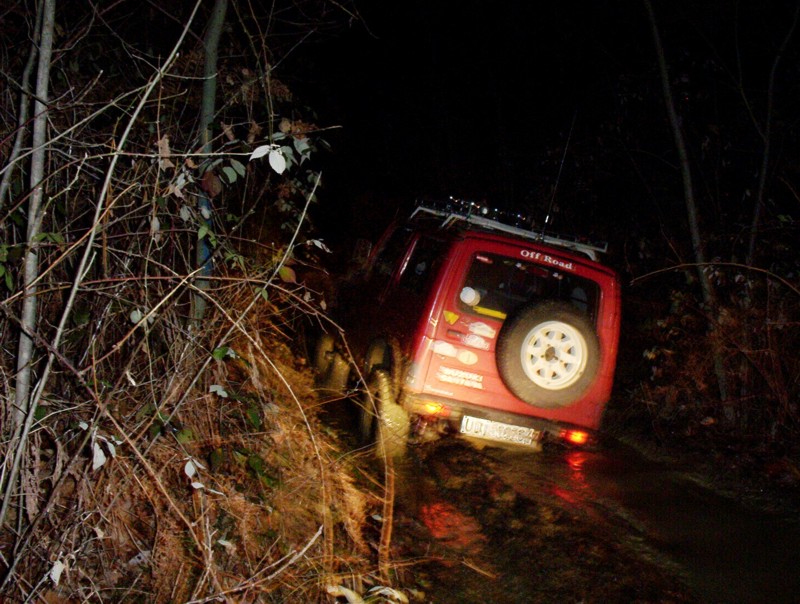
443,310,459,325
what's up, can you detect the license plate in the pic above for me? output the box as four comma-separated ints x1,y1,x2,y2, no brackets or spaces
459,415,539,446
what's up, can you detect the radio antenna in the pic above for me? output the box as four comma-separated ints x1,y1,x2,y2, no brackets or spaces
541,110,577,237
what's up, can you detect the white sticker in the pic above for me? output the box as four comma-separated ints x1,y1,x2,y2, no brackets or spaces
463,334,490,350
469,322,496,338
432,341,457,357
457,350,479,365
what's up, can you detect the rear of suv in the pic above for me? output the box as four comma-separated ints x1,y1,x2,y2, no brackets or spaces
315,200,621,457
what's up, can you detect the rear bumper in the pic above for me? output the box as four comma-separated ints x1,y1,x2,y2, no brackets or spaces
402,391,591,443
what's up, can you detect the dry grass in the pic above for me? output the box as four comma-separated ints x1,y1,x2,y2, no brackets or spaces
0,275,393,603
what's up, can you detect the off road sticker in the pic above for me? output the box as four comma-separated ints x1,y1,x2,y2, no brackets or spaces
520,249,575,272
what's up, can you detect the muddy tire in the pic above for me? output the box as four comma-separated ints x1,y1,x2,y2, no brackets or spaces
313,333,350,393
313,333,335,375
365,339,391,373
358,369,409,459
496,301,600,408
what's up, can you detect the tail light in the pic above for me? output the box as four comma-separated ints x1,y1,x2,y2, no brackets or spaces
423,402,446,416
560,429,590,446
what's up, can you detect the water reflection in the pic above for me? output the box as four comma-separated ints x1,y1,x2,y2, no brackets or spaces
420,501,487,551
548,450,596,511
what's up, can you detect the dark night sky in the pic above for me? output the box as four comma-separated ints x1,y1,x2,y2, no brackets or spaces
285,1,800,247
297,2,650,225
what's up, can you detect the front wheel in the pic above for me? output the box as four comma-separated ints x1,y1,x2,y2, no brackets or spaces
313,333,350,393
358,369,409,459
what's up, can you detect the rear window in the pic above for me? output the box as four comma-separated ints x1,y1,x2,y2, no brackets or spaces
457,252,598,322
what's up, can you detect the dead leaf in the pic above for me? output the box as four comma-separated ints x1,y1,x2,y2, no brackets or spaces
247,120,262,144
157,135,175,170
201,171,224,198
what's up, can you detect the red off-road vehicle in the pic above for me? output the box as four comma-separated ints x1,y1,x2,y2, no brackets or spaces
315,201,621,458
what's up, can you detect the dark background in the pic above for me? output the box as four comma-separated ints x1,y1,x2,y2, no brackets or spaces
286,0,800,254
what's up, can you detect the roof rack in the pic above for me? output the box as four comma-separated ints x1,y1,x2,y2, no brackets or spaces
410,200,608,261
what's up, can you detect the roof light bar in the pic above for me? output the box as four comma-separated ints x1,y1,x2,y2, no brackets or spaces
411,199,608,261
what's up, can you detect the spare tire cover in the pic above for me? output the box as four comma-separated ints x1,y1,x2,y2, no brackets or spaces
496,301,600,408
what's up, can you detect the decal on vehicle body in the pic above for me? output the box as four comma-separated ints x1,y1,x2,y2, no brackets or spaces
468,322,496,338
437,366,484,389
456,350,479,365
462,333,490,350
520,249,575,272
432,341,458,357
443,311,459,325
433,340,479,365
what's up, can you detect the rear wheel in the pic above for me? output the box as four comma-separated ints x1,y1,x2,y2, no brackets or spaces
358,369,409,459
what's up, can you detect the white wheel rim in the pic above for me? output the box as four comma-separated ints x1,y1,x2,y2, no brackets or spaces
520,320,588,390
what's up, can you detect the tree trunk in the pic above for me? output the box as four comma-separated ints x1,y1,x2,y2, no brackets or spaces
193,0,228,322
13,0,56,431
1,0,56,533
644,0,729,403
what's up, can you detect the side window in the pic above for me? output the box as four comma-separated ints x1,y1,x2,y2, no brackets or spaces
370,227,413,289
397,236,448,297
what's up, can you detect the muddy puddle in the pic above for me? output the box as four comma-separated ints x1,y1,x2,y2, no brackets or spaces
387,439,800,603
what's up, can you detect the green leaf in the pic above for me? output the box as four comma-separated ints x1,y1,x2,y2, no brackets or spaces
175,428,194,444
212,346,230,361
278,265,296,283
268,149,286,174
232,450,248,466
230,158,246,176
73,309,91,326
249,145,272,161
293,137,311,158
198,224,209,240
135,403,155,422
209,448,225,472
222,166,237,184
245,406,262,430
247,454,268,477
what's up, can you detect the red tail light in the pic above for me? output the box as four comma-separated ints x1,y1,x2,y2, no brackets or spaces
560,429,589,446
423,402,446,416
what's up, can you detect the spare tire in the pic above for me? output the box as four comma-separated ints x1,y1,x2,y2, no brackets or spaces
496,301,600,408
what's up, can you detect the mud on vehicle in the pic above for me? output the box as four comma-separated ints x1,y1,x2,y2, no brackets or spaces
314,200,621,458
